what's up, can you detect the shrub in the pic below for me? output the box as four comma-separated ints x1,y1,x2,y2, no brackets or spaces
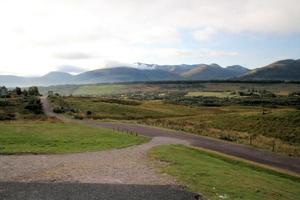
28,86,40,96
73,114,84,120
53,107,66,113
219,133,238,142
0,113,16,120
24,97,43,114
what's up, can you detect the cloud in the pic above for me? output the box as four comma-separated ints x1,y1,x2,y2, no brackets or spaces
192,28,217,42
0,0,299,75
55,65,86,74
153,48,239,58
204,51,239,57
53,52,95,60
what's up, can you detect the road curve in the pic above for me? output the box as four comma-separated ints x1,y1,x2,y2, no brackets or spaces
41,97,300,174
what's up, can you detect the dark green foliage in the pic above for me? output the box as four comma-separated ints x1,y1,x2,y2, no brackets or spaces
0,113,16,120
90,98,141,105
24,97,43,114
169,96,300,107
53,107,66,113
86,110,92,115
22,89,28,96
28,86,40,96
14,87,22,95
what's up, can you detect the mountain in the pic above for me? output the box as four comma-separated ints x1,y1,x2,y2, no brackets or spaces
0,75,28,87
226,65,250,76
135,63,249,79
39,72,74,85
1,59,299,87
74,67,179,84
239,59,300,81
181,64,249,80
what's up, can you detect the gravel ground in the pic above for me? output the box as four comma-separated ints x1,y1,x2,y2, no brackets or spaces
0,137,188,184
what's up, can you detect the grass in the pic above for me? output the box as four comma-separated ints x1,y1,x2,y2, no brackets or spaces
211,108,300,144
0,121,149,154
150,144,300,200
142,106,300,156
50,96,198,120
72,84,127,96
50,95,300,156
186,91,235,98
40,82,300,97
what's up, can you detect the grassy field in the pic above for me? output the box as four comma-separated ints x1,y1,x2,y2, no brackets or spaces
143,106,300,155
186,91,236,98
49,95,300,156
72,84,128,96
0,121,149,154
150,145,300,200
49,96,198,120
40,82,300,97
45,81,300,156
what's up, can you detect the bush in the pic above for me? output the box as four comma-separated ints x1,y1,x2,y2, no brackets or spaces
24,97,43,114
53,107,66,113
28,86,40,96
0,113,16,120
73,114,84,120
219,133,238,142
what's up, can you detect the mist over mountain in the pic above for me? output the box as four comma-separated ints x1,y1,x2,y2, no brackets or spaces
0,59,299,87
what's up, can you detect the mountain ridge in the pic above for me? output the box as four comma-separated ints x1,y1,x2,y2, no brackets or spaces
0,59,299,87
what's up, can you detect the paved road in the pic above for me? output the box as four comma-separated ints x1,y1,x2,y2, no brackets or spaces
0,182,200,200
41,97,300,174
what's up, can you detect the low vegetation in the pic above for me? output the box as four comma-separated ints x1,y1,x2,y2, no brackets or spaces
0,86,44,120
0,121,149,154
49,92,300,156
150,145,300,200
48,95,196,120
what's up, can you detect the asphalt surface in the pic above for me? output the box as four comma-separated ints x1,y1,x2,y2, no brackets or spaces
0,182,201,200
96,122,300,174
41,97,300,174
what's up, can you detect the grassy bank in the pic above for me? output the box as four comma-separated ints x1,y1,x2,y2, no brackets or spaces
0,121,149,154
150,145,300,200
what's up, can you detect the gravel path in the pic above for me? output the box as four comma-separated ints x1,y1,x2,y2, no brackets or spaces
0,137,188,184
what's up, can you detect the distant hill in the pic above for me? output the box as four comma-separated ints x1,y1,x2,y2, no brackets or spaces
0,59,299,87
74,67,179,84
180,64,249,80
239,59,300,81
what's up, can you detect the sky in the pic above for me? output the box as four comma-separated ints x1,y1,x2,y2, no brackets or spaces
0,0,299,76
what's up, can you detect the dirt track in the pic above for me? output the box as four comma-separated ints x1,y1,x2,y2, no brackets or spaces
41,97,300,174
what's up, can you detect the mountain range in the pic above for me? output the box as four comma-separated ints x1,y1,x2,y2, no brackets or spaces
0,59,299,87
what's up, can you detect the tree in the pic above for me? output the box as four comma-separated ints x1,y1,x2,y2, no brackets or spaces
24,97,43,114
15,87,22,95
22,89,28,96
28,86,40,96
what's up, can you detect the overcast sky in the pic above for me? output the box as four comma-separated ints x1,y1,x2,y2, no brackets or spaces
0,0,299,76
